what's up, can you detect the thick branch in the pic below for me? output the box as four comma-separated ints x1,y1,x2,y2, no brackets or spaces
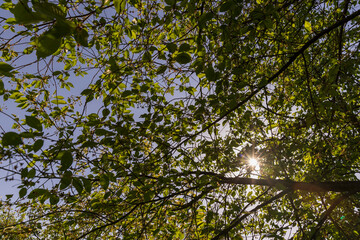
220,177,360,192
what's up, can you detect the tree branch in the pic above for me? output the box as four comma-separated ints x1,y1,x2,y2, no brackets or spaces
219,177,360,192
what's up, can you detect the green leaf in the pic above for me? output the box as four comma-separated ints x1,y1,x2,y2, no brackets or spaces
95,129,113,136
2,132,23,146
49,195,59,205
51,99,67,104
165,0,176,5
100,174,109,190
81,177,92,193
304,21,312,32
28,188,48,199
142,51,152,62
36,31,62,58
52,20,76,38
10,1,45,24
25,115,42,131
72,177,84,194
60,171,72,190
19,188,27,198
220,0,235,12
0,62,14,74
0,80,4,95
179,43,191,52
156,65,167,74
108,57,119,72
21,168,28,178
175,52,191,64
74,28,89,47
205,65,216,81
114,0,127,13
166,43,177,53
60,151,73,171
102,108,110,117
33,2,66,20
28,168,36,178
33,139,44,152
81,89,94,96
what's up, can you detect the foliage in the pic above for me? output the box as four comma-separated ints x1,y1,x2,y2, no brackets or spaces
1,0,360,239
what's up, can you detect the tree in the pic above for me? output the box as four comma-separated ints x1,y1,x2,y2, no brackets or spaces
0,0,360,238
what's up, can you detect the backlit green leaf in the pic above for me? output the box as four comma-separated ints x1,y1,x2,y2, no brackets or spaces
36,31,62,58
10,1,45,24
114,0,127,13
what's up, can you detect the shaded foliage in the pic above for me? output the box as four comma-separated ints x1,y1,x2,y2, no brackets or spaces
0,0,360,239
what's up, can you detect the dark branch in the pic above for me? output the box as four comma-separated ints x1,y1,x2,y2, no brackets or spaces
220,177,360,192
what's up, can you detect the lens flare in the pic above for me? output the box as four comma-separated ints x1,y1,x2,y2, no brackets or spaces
248,157,258,167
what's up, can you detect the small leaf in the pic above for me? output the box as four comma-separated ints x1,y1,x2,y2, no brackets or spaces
74,28,89,47
26,115,43,131
21,168,28,178
28,168,36,178
102,108,110,117
175,53,191,64
19,188,27,198
72,177,83,194
28,188,48,199
33,139,44,152
114,0,127,13
60,171,72,190
81,177,92,193
51,99,67,104
49,194,59,205
60,151,73,171
166,43,177,53
156,65,167,74
100,174,109,190
304,21,312,32
81,89,94,96
0,62,14,74
0,80,4,95
108,57,119,72
220,0,234,12
205,65,216,81
33,2,66,20
10,1,45,24
142,51,152,62
179,43,191,52
2,132,23,146
36,31,62,58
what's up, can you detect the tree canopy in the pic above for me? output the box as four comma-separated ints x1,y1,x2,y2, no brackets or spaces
1,0,360,239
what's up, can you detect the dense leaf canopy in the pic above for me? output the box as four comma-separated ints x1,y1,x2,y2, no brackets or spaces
1,0,360,239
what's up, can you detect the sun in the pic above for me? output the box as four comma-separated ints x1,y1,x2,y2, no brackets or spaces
248,157,258,167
